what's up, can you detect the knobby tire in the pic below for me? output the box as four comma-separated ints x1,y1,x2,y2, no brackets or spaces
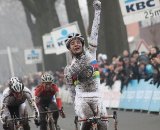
49,118,56,130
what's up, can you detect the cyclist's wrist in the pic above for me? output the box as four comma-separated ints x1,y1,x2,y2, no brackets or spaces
59,108,62,111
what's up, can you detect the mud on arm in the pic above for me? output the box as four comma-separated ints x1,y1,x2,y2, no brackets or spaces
88,0,101,53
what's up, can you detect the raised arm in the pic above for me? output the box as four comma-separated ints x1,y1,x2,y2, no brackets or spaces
89,0,101,48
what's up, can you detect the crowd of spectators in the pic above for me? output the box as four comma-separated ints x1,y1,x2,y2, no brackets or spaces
1,46,160,93
98,46,160,92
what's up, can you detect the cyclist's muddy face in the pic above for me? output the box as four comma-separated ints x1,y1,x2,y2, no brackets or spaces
13,91,23,99
43,82,52,90
69,38,83,56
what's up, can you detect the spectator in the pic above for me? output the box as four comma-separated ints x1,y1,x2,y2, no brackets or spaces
123,50,130,58
131,50,139,61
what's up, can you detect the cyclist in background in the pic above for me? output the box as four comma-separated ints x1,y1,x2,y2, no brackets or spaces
34,73,65,130
64,0,108,130
0,77,39,130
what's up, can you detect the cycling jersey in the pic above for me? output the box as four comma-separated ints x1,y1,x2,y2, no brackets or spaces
1,87,37,109
34,83,63,130
34,83,62,110
0,87,38,122
65,48,100,91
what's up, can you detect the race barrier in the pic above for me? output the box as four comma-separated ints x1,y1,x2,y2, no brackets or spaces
59,87,73,104
119,79,160,112
59,79,160,113
100,81,121,108
148,86,160,112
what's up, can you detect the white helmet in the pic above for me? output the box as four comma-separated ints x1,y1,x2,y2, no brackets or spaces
65,33,84,49
41,73,54,83
9,77,24,92
9,77,20,86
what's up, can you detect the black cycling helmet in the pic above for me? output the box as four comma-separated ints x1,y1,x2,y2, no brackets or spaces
65,33,85,49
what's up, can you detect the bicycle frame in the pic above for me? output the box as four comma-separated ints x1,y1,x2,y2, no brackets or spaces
46,111,55,130
40,109,59,130
75,111,118,130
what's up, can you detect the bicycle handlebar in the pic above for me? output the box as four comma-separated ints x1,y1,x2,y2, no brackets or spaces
78,118,109,122
77,111,117,123
40,110,59,114
75,111,118,130
77,114,115,122
7,116,35,121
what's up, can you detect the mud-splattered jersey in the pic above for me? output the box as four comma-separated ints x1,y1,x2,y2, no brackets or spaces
64,2,101,97
0,87,38,117
1,87,34,106
64,46,100,92
34,84,59,105
34,84,62,109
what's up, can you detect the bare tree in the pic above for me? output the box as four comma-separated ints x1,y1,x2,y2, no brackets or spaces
65,0,87,43
20,0,66,71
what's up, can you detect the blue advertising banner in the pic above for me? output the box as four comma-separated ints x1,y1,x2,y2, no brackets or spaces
125,80,138,110
140,80,154,111
119,80,137,110
149,86,160,112
119,86,128,109
118,79,160,112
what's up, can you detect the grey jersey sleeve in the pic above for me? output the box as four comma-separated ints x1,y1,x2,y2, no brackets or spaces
64,65,74,85
88,0,101,53
64,66,76,102
23,87,38,114
0,88,10,119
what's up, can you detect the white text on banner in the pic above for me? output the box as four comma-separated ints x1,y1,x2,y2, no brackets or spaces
24,48,42,64
42,33,57,54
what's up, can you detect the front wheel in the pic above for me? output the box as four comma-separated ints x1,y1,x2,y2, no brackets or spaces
48,118,56,130
22,123,30,130
91,124,98,130
7,121,17,130
19,126,24,130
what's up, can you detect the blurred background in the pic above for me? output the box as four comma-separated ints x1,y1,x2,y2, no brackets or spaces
0,1,160,129
0,0,160,93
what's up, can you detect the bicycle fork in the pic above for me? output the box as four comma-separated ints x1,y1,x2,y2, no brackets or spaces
74,116,78,130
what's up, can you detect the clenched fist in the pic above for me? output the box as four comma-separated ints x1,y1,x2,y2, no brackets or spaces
93,0,101,10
